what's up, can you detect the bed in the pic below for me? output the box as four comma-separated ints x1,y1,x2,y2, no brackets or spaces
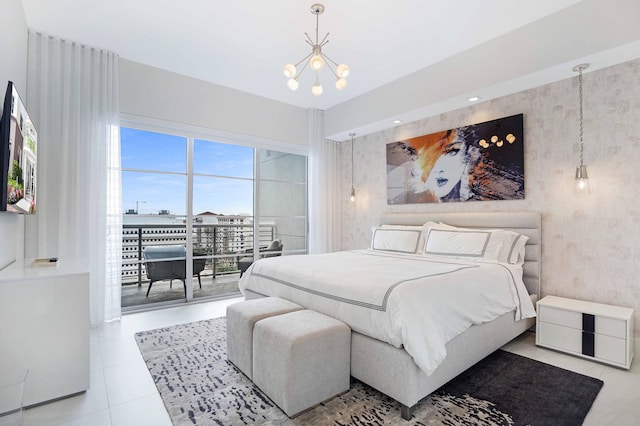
239,211,541,420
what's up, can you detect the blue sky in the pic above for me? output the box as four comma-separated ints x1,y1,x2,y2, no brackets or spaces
121,127,254,216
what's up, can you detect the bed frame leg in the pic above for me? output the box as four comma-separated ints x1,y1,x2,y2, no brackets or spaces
400,404,414,420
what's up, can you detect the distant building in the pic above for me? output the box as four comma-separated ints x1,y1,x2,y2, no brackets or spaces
121,211,273,284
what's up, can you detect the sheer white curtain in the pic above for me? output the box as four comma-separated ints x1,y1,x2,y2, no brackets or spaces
26,31,122,325
307,108,341,254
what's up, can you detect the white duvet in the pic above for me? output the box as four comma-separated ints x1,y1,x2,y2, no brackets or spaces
238,249,536,376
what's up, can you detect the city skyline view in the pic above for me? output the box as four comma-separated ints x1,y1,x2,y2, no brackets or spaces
121,127,254,216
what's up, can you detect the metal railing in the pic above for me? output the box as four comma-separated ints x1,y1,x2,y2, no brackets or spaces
122,223,275,286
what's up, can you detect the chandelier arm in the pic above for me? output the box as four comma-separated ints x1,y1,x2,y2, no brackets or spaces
293,52,314,68
319,33,329,46
304,33,314,46
321,52,340,68
323,58,339,78
295,57,312,79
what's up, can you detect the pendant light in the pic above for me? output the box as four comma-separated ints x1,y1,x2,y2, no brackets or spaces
573,63,591,195
349,133,356,202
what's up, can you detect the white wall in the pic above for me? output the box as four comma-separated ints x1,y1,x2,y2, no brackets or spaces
339,58,640,337
0,0,28,269
119,59,308,148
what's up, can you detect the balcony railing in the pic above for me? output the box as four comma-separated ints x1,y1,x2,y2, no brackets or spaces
122,223,275,286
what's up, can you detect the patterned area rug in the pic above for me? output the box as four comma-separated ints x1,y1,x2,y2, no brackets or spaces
134,317,603,425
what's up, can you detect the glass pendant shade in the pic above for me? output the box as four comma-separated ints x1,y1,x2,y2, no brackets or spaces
335,77,347,90
350,187,355,202
575,165,591,194
310,55,324,71
336,64,350,78
283,64,296,78
287,78,299,91
311,82,323,96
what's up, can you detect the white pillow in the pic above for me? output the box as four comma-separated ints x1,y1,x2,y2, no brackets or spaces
506,233,529,264
422,221,528,264
379,224,426,254
423,228,501,260
370,227,422,254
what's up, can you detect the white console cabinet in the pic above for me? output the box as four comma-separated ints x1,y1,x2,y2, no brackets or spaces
0,259,90,406
536,295,634,369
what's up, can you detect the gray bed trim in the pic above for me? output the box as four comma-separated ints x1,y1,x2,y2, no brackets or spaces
250,254,475,311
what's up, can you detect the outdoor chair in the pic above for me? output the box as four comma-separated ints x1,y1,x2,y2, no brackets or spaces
143,245,207,297
237,240,283,277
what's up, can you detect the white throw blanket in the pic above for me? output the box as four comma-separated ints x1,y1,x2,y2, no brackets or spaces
238,250,536,375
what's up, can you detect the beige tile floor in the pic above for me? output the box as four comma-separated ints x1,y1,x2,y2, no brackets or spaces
21,298,640,426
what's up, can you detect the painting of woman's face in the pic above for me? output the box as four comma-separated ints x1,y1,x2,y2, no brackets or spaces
386,113,524,204
426,139,467,199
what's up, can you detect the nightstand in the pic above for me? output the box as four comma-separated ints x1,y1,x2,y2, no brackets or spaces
536,295,634,369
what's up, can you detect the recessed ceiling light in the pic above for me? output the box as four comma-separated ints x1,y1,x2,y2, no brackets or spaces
393,119,402,124
468,96,480,102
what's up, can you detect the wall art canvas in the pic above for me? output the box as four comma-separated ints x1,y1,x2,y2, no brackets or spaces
387,114,524,204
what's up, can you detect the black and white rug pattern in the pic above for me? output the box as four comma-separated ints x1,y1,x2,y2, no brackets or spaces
135,317,602,425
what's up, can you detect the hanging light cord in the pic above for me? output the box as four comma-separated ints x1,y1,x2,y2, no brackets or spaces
351,135,354,190
578,68,584,167
349,133,356,202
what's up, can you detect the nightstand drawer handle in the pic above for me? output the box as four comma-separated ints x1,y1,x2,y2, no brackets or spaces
582,313,595,333
582,313,596,357
582,331,595,357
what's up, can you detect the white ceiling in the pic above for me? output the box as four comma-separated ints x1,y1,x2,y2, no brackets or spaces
21,0,597,111
19,0,640,141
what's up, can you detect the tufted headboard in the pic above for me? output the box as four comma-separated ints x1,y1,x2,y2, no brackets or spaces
379,211,541,297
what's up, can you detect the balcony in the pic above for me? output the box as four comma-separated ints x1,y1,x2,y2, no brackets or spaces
121,223,275,310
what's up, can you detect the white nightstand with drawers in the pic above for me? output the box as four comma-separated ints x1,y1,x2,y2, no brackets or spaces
536,295,634,369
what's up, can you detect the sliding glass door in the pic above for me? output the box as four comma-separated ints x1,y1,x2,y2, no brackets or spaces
120,126,307,311
192,140,255,300
257,149,308,257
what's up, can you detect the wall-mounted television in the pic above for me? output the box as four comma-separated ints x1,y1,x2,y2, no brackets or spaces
0,81,37,214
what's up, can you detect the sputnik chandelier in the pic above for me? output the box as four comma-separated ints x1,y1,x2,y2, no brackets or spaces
283,3,350,96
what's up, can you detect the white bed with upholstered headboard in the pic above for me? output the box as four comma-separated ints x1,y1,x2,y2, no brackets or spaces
240,211,541,420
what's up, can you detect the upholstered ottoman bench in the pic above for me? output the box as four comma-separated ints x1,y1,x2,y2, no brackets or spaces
226,297,302,379
252,309,351,417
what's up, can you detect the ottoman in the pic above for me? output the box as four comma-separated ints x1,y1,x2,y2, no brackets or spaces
252,309,351,417
226,297,302,379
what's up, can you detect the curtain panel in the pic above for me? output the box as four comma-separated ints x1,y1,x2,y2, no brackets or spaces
26,31,122,325
307,108,340,254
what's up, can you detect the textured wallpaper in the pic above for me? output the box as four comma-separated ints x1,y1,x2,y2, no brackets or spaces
340,58,640,337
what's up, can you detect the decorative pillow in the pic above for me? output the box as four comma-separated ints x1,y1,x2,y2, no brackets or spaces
370,227,422,254
380,224,426,254
423,228,500,260
422,221,528,264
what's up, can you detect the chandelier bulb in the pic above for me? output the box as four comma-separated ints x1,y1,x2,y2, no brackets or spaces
336,64,350,78
283,64,296,78
287,78,299,91
312,82,323,96
310,55,324,71
335,77,347,90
